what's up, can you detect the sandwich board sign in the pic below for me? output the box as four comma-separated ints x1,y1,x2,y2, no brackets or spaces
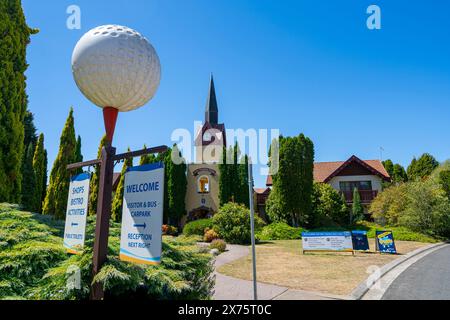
63,172,90,254
119,162,164,265
375,230,397,254
352,230,370,251
302,231,353,254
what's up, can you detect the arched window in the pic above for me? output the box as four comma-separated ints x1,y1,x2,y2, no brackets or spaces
198,176,210,194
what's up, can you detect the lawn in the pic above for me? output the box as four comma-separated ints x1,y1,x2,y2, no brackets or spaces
217,239,431,296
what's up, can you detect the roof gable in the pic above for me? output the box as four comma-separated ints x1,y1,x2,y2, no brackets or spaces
266,155,391,186
323,155,390,182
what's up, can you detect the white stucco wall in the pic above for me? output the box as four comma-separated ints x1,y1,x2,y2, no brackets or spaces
328,175,383,192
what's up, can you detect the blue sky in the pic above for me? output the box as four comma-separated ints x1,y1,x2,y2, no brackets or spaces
22,0,450,187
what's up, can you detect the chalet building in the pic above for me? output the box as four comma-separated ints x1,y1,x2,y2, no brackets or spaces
266,155,391,215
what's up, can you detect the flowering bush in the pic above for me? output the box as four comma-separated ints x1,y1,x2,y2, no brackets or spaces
203,228,220,243
162,224,178,236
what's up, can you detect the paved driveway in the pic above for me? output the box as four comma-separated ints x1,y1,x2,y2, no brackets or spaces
382,245,450,300
213,244,345,300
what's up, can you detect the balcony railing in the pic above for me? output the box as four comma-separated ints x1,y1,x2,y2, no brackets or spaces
341,190,378,203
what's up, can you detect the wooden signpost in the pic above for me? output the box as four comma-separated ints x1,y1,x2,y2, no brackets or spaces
67,143,168,300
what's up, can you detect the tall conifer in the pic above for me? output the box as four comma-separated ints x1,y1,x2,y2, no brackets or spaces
267,134,314,226
88,135,107,216
111,149,133,222
20,143,36,210
0,0,37,202
74,135,83,174
219,146,230,206
42,108,77,219
167,144,187,225
139,144,156,165
32,133,46,213
351,187,364,223
41,149,48,206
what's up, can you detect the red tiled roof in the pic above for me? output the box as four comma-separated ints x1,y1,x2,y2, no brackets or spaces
254,187,271,194
266,156,390,186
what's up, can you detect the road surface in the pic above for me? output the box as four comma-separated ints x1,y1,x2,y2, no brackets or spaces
382,244,450,300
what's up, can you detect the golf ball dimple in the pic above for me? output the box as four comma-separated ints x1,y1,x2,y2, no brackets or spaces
71,25,161,112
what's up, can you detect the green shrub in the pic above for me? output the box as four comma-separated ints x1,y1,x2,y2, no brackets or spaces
0,203,215,300
0,206,67,298
354,221,439,243
212,203,265,245
183,219,213,236
311,182,348,227
210,239,226,253
370,178,450,238
257,222,303,240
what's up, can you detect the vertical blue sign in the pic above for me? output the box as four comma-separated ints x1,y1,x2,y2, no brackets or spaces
352,230,370,251
119,162,164,265
63,172,90,254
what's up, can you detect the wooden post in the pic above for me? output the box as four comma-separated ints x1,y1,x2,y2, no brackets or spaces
66,144,167,300
90,144,116,300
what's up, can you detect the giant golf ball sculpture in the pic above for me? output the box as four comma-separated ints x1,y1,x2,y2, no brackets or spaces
72,25,161,142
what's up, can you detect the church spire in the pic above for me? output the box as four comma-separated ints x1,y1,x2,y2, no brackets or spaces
205,74,218,125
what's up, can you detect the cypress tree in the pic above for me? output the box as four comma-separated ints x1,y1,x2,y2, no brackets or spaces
21,111,38,207
32,133,46,213
236,155,249,207
20,143,36,210
88,135,107,216
111,149,133,222
230,143,240,202
297,134,314,225
407,158,417,181
392,164,408,183
41,149,48,206
384,160,408,184
219,146,230,206
351,187,364,223
42,108,77,219
74,135,83,174
382,159,394,178
0,0,37,202
23,111,38,151
157,149,171,224
167,144,187,226
218,144,252,208
139,144,156,165
439,170,450,200
267,134,314,226
414,153,439,180
341,192,349,220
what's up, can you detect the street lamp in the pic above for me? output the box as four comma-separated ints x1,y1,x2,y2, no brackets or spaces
69,25,163,300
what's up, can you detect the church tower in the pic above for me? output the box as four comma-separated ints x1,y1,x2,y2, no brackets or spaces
184,75,226,224
195,75,226,163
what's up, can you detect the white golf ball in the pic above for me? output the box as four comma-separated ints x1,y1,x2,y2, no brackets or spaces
71,25,161,112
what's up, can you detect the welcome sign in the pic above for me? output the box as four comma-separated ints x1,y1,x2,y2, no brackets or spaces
119,162,164,265
63,172,90,254
302,231,353,253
